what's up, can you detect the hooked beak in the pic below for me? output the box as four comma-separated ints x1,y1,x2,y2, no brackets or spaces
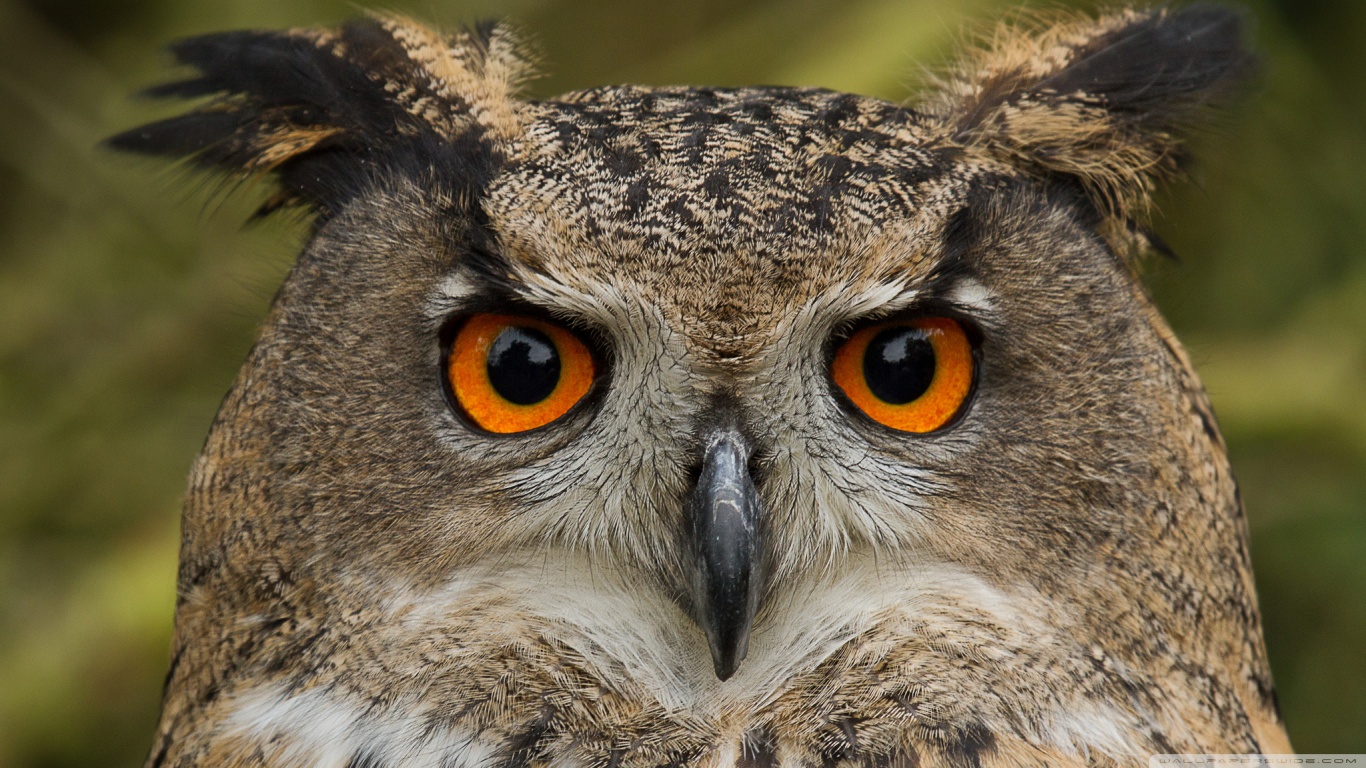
687,430,763,681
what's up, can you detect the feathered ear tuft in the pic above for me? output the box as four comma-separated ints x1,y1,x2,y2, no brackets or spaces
106,15,535,218
924,4,1256,254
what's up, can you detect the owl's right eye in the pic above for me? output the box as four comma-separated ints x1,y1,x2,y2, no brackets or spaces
444,313,596,434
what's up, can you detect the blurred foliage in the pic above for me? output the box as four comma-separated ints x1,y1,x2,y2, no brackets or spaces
0,0,1362,764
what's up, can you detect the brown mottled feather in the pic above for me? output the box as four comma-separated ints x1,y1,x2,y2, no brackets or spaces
112,7,1289,768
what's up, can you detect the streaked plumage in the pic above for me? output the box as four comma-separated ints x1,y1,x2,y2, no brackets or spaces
111,6,1291,767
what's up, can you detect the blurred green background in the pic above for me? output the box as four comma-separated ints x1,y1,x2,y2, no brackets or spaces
0,0,1362,764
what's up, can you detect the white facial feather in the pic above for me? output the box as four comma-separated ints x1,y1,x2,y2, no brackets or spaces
226,684,505,768
223,551,1144,765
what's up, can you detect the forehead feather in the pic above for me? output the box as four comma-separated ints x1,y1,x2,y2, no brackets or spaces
485,86,975,305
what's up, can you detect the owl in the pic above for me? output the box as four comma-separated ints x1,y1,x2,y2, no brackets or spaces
110,5,1292,767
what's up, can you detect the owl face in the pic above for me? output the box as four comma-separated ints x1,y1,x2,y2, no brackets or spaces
113,8,1291,766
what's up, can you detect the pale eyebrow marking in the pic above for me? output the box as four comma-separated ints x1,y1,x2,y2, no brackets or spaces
842,279,921,320
945,277,996,315
427,272,481,317
429,253,632,325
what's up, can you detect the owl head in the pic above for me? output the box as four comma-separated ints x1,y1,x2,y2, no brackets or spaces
112,6,1289,766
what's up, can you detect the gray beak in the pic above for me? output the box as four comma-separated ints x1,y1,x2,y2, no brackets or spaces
687,430,763,681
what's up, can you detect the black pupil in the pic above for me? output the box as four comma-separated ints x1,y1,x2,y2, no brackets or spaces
863,326,936,405
486,326,561,405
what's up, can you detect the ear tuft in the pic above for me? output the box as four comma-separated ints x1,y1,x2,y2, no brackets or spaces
106,16,535,217
924,4,1256,255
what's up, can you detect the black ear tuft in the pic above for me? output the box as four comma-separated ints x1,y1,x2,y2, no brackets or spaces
925,4,1257,256
106,15,535,219
1038,5,1254,124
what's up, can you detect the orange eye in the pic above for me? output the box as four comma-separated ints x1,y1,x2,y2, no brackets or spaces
446,313,596,434
831,317,975,433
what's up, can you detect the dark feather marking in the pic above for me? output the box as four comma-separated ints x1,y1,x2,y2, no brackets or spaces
468,18,500,59
1149,730,1177,756
887,690,918,717
737,727,778,768
933,205,980,288
653,746,710,768
940,721,995,768
837,719,859,750
458,231,534,302
867,750,920,768
346,751,388,768
1135,222,1178,262
500,700,557,768
146,736,171,768
924,175,1003,293
817,718,861,768
1255,674,1282,716
160,645,186,697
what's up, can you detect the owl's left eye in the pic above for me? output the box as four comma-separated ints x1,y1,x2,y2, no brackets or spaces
831,316,976,433
445,313,596,434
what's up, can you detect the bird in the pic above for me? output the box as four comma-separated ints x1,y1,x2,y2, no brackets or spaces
109,5,1293,767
